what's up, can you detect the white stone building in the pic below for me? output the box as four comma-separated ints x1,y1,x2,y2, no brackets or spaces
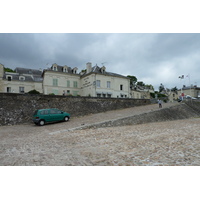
0,63,43,93
0,62,131,98
79,62,130,98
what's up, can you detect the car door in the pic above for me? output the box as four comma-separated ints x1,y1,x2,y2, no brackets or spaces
49,109,58,121
42,110,51,122
54,109,64,121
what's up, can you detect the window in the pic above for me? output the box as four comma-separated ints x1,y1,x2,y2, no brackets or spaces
73,67,78,74
67,90,70,95
63,68,67,72
107,81,111,88
41,110,49,115
96,80,101,88
7,87,11,93
53,66,57,71
107,94,111,98
97,93,101,97
73,81,78,88
19,87,24,93
67,80,70,87
7,76,12,81
120,84,123,90
53,79,58,86
50,109,60,114
19,76,25,81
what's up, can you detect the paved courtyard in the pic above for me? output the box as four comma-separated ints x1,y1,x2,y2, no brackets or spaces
0,103,200,166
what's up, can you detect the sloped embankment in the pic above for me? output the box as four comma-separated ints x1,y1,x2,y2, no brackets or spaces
82,102,200,129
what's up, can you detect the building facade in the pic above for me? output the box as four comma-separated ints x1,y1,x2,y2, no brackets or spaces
181,85,200,98
0,62,131,98
0,64,43,94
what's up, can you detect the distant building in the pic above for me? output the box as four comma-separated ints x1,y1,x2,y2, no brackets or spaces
130,85,154,99
180,85,200,98
0,63,43,93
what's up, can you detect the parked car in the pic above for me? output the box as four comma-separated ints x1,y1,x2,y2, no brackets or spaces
33,108,70,126
185,95,197,99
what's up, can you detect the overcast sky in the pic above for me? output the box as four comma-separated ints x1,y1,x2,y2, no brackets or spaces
1,33,200,90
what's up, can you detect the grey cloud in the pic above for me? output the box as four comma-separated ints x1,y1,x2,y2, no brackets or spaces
0,33,200,90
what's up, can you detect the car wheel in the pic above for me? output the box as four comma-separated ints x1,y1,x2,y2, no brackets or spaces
64,116,69,122
39,120,45,126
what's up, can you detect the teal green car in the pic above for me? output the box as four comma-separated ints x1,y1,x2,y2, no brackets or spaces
33,108,70,126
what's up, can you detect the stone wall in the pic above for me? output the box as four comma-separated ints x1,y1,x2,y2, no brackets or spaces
82,102,200,129
0,93,151,126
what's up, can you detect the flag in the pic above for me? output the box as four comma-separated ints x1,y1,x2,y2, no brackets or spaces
179,75,184,79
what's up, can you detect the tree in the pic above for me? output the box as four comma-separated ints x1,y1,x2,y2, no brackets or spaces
159,83,165,93
4,67,15,72
127,75,137,85
137,81,145,87
171,86,178,92
145,84,154,90
28,89,40,94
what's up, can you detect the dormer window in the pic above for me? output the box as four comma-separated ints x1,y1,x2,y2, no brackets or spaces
72,67,78,74
6,75,12,81
52,63,58,71
63,67,68,73
101,66,106,74
19,76,25,81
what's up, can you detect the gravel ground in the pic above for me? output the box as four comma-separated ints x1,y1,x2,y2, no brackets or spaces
0,102,200,166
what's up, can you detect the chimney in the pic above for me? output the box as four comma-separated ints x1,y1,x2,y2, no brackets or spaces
86,62,92,73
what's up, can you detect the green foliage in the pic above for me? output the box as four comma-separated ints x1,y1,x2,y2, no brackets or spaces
28,89,40,94
49,93,55,95
145,84,154,90
155,91,167,98
171,86,178,91
150,93,155,98
159,83,165,93
127,75,137,85
158,93,167,98
137,81,145,86
4,67,15,72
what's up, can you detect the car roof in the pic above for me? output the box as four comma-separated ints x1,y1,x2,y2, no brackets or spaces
37,108,59,111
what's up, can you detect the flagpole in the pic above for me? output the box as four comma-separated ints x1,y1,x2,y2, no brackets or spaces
189,74,191,98
179,75,184,101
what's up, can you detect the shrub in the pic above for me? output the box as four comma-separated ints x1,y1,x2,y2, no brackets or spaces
28,89,40,94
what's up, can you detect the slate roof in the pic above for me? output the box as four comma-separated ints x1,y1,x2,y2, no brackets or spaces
3,67,43,82
15,67,43,76
81,64,129,79
182,86,200,90
44,64,78,74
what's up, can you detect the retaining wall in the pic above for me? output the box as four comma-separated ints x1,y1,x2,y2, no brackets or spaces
81,102,200,129
0,93,151,126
